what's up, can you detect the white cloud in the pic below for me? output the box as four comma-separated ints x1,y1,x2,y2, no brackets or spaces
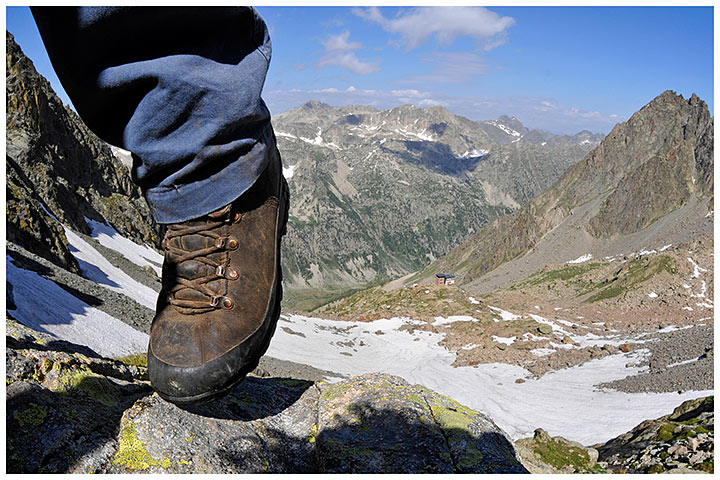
321,30,362,52
317,31,380,75
390,89,431,98
354,6,515,51
402,52,487,84
418,98,446,107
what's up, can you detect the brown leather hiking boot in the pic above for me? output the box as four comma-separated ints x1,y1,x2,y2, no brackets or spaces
148,149,289,405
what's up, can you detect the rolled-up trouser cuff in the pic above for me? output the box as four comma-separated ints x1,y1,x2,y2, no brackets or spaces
144,125,275,224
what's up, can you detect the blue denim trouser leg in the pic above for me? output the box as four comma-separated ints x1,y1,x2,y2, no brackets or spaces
31,6,277,224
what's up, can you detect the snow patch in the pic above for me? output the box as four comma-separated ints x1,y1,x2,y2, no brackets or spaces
488,306,523,321
7,256,148,357
667,357,701,369
63,227,159,309
85,218,163,276
531,348,556,357
433,315,478,326
567,253,592,264
469,297,481,305
687,257,707,278
485,120,521,137
657,325,693,333
283,164,297,180
648,292,658,298
492,335,517,346
459,149,488,159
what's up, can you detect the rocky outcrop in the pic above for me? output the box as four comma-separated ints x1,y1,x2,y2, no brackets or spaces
515,397,715,473
6,31,160,273
516,396,714,475
515,428,601,474
594,396,714,474
6,319,527,474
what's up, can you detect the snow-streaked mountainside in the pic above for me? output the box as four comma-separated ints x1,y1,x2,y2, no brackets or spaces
7,218,161,357
273,101,603,306
418,90,714,293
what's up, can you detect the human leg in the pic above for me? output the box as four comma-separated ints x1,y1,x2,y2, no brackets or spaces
31,6,275,223
31,6,288,404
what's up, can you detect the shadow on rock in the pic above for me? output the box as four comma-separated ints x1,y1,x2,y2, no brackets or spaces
6,376,152,473
313,400,527,473
109,373,529,474
179,376,314,421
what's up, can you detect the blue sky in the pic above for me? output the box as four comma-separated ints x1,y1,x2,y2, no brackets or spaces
6,5,714,134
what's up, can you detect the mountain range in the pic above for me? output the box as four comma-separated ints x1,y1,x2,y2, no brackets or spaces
274,101,602,307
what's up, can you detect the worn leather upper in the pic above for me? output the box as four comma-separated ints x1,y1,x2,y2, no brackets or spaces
150,155,283,368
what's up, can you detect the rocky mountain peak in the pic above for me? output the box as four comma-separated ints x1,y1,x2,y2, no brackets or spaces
495,115,528,135
300,100,332,110
420,89,713,289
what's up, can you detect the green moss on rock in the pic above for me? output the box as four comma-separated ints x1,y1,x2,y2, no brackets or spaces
115,353,147,368
57,365,119,407
656,424,675,442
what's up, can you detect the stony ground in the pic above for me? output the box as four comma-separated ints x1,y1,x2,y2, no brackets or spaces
6,318,526,474
321,239,714,392
515,396,714,474
593,396,714,474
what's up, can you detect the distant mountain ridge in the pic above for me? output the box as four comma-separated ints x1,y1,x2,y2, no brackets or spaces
416,90,713,291
274,101,602,306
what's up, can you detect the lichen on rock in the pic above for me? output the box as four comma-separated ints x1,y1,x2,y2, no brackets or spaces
112,422,171,471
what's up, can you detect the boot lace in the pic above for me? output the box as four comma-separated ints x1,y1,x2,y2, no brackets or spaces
162,206,241,311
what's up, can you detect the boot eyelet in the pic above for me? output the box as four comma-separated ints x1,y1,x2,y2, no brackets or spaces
210,296,221,307
216,265,226,277
227,269,239,280
162,238,168,249
215,238,225,249
227,238,239,250
223,297,234,309
233,212,242,223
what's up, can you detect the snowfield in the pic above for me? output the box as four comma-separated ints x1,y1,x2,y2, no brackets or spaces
7,255,148,358
63,226,159,310
266,314,713,445
85,218,163,276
